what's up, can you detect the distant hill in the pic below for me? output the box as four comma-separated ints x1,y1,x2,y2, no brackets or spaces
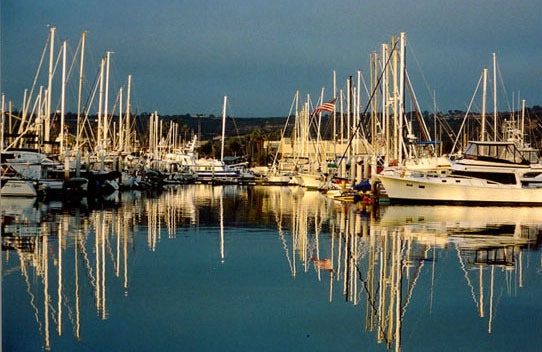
153,115,288,141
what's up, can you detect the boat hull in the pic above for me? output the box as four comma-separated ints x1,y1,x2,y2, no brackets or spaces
378,173,542,205
295,173,323,190
0,179,38,197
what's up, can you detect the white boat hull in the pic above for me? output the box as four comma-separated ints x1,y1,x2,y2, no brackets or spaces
265,174,292,185
0,179,38,197
296,173,323,190
378,172,542,205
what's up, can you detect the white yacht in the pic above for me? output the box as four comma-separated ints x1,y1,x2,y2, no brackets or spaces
378,140,542,205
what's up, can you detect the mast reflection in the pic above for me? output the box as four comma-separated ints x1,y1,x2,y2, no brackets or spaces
2,186,542,351
2,195,133,350
259,188,542,351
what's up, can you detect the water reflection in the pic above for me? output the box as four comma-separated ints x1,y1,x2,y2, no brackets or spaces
368,205,541,350
2,186,542,351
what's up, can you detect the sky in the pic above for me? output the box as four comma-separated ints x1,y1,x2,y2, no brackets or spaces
1,0,541,117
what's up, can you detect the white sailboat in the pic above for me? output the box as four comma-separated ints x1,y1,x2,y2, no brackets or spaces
193,96,254,184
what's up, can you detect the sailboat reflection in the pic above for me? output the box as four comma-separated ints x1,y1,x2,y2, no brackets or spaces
368,206,539,350
264,192,542,351
3,186,542,351
2,198,134,350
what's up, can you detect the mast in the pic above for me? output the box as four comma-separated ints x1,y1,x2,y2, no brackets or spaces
60,40,67,154
370,51,378,152
221,96,227,162
118,87,123,151
356,70,361,155
392,36,398,163
398,32,406,164
346,76,351,160
492,52,497,141
1,94,4,152
125,75,132,152
481,68,487,141
521,99,526,147
17,89,28,140
382,43,390,164
333,70,337,157
97,57,105,153
45,26,55,153
103,51,112,152
76,31,86,150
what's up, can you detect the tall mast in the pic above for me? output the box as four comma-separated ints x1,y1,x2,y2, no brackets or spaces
97,57,105,152
45,26,56,152
333,70,337,156
382,43,389,164
1,94,4,152
392,36,398,162
346,76,351,159
371,51,379,151
318,87,324,156
398,32,406,163
356,70,361,155
103,51,112,152
492,52,497,141
521,99,526,146
125,75,132,152
481,68,488,141
220,96,227,162
118,87,123,151
76,31,86,150
60,40,67,154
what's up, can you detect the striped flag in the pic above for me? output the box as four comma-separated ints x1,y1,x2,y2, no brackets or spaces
310,98,337,117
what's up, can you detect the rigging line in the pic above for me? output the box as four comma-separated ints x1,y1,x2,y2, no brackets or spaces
451,71,484,154
304,95,327,166
22,33,50,115
333,38,399,175
225,99,251,157
406,70,432,141
405,74,428,141
65,39,82,87
406,38,440,115
78,64,103,146
495,58,513,114
270,92,297,169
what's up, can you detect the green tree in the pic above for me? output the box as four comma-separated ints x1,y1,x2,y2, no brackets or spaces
247,129,266,165
227,137,242,156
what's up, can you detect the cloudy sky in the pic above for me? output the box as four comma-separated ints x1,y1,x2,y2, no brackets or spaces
1,0,541,117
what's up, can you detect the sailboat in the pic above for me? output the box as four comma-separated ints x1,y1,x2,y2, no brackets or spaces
193,96,254,184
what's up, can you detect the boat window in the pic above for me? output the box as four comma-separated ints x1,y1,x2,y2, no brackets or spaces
453,170,517,185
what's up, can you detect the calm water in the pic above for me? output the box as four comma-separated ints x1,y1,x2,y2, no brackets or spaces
2,185,542,351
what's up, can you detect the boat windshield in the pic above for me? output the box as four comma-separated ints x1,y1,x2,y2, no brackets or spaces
463,141,529,165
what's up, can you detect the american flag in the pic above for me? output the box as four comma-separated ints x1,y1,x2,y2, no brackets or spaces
310,98,337,117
